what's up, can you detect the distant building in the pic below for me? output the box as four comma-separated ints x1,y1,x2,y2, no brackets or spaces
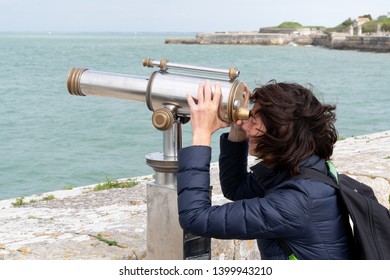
353,17,371,27
378,14,388,20
350,17,371,36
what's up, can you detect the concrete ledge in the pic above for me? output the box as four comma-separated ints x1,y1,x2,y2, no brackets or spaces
1,131,389,260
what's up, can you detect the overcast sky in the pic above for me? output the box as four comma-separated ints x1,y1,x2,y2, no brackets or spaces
0,0,388,32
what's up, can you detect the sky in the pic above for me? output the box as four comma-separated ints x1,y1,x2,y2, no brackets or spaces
0,0,389,33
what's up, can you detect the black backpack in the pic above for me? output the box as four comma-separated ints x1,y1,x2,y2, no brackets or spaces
281,161,390,260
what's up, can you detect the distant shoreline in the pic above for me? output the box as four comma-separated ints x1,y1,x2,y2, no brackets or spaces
165,30,390,53
2,32,389,53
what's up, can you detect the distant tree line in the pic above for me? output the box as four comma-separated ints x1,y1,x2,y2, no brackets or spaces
382,23,390,32
329,14,390,33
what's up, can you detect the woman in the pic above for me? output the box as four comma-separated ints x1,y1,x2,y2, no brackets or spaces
177,80,354,259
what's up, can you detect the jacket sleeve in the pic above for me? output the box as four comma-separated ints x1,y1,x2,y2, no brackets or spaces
177,145,310,240
219,133,265,200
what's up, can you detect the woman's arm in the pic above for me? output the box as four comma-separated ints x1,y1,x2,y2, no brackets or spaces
219,133,265,200
177,145,309,239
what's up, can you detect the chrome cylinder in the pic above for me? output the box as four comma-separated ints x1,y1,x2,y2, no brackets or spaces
67,64,249,125
145,71,247,123
67,67,149,102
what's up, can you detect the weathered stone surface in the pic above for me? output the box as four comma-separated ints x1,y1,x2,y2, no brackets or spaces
0,131,389,260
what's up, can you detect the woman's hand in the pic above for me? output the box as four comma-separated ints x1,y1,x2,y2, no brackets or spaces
187,80,228,146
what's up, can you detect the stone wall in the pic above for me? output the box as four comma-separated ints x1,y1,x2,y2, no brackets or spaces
166,32,313,46
196,32,291,45
338,36,390,52
259,27,324,36
312,33,390,52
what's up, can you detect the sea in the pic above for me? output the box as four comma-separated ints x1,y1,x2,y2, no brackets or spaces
0,32,389,200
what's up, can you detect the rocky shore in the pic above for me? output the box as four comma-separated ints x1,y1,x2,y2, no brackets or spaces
165,31,390,52
1,131,389,260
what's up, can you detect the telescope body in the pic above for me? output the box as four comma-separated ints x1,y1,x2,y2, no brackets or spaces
67,59,249,128
66,59,245,259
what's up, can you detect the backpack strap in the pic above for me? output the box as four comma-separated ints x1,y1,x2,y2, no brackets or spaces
278,240,298,260
326,160,339,184
295,161,340,190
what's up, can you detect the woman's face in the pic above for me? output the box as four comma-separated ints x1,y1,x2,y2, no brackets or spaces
242,103,267,156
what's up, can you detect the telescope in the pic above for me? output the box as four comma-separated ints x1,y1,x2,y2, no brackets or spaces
67,58,249,130
66,59,250,260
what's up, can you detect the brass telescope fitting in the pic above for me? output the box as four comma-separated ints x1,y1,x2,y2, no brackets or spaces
152,108,175,131
67,67,88,96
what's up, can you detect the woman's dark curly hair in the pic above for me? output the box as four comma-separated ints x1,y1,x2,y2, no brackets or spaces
250,81,338,175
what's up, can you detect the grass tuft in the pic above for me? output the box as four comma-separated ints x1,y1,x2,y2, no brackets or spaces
96,234,118,246
93,177,138,192
12,197,27,207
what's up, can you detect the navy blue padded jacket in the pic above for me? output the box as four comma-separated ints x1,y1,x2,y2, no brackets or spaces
177,133,353,260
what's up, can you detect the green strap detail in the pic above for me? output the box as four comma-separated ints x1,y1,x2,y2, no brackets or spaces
288,254,298,260
326,160,339,184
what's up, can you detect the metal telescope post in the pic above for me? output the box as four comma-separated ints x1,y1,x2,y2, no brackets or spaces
66,58,249,260
145,115,211,259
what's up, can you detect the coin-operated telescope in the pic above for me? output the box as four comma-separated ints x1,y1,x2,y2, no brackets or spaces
66,58,250,260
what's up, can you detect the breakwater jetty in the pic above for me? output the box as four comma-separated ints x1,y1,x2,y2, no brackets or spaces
1,131,389,260
165,30,390,52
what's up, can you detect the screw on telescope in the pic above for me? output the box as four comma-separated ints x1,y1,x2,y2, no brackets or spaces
152,108,175,131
